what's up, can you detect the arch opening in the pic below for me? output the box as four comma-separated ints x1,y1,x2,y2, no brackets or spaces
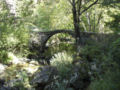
43,33,75,60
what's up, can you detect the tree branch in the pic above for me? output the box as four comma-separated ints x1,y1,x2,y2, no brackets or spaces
68,0,73,5
77,0,82,22
79,0,99,15
78,0,82,13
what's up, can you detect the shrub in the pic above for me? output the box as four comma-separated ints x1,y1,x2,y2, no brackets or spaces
110,38,120,65
88,68,120,90
0,22,29,63
0,1,30,63
50,51,73,78
0,24,30,62
86,37,120,90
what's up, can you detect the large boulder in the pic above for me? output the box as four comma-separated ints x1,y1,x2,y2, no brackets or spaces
31,66,58,89
67,60,91,90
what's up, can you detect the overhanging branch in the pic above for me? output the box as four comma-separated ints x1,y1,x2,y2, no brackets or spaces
79,0,99,15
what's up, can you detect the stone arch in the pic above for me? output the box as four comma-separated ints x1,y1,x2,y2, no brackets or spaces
29,30,75,59
30,30,75,53
39,30,75,48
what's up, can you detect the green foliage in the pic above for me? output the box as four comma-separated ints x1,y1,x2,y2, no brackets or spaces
31,0,73,30
13,71,30,89
50,51,73,78
0,51,9,64
106,14,120,32
80,4,104,32
50,0,73,29
0,1,30,63
16,0,33,17
45,79,69,90
80,42,106,62
0,23,29,63
77,1,120,33
1,64,34,89
44,33,75,59
110,38,120,64
80,37,120,90
89,67,120,90
32,3,52,30
102,0,120,5
103,4,120,32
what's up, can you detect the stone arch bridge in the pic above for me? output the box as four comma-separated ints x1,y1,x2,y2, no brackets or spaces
29,30,74,52
29,29,112,53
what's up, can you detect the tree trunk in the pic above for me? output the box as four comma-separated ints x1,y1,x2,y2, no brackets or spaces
72,0,81,52
71,0,99,52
